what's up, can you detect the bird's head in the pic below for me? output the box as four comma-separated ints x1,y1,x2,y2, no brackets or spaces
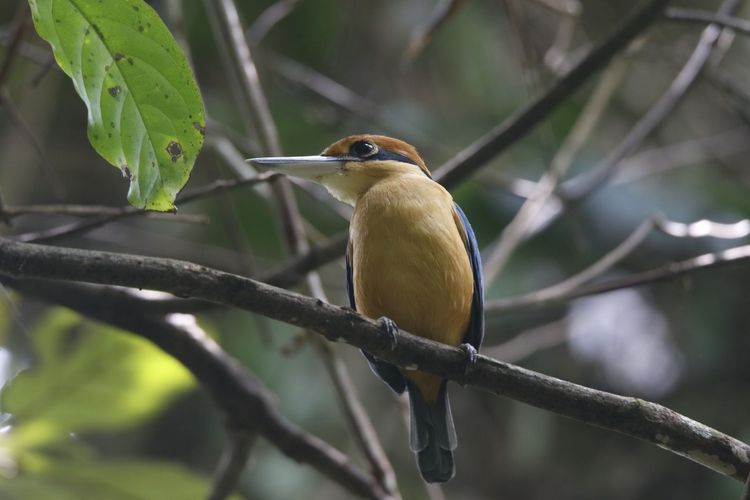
248,134,431,205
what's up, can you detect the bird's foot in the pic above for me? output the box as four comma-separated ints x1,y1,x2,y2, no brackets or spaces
377,317,399,350
459,343,478,376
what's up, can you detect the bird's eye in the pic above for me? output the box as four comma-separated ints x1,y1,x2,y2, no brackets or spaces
350,140,377,158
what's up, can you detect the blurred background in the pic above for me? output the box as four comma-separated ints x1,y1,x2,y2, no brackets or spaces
1,0,750,498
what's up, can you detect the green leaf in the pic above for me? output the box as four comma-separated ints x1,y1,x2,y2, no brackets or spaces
27,0,205,210
0,309,195,449
1,454,241,500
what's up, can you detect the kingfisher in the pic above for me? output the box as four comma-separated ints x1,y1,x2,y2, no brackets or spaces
249,135,484,482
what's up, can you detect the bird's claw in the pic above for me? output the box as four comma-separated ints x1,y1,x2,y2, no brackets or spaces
377,317,398,350
459,343,478,376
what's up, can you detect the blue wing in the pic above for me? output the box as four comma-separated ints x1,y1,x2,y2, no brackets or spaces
346,241,407,394
453,203,484,350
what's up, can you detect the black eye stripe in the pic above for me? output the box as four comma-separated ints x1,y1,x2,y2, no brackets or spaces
371,150,417,166
370,150,432,178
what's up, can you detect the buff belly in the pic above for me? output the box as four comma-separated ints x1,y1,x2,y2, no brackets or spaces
350,176,473,401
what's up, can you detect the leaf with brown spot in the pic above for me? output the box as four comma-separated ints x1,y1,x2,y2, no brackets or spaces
28,0,205,211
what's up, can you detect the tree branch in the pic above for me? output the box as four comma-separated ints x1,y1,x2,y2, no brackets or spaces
560,0,741,200
432,0,670,188
2,237,749,482
5,276,387,500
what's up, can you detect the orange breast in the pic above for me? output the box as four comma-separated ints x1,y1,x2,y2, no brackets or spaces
350,175,473,400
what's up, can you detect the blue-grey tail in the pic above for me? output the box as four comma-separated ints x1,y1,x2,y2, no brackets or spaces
407,380,457,483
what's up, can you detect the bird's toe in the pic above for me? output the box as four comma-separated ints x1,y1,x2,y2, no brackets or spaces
459,343,478,376
377,317,399,350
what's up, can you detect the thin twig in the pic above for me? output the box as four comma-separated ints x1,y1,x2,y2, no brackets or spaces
665,8,750,36
481,49,634,286
2,204,208,223
2,238,749,482
247,0,301,46
530,0,580,15
484,319,567,362
0,2,28,87
0,89,64,199
611,128,750,187
741,472,750,500
432,0,670,189
260,233,349,288
402,0,466,63
13,173,279,243
259,50,440,154
488,217,656,314
486,215,750,316
209,430,256,500
561,0,741,200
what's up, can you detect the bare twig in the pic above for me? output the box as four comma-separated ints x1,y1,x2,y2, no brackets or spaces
260,233,349,288
481,50,633,285
0,90,63,199
741,472,750,500
611,128,750,186
0,2,28,87
561,0,741,200
402,0,466,63
247,0,301,45
488,216,656,314
432,0,670,189
665,8,750,36
13,173,279,243
484,319,567,362
486,215,750,316
541,0,581,72
209,430,256,500
2,204,208,223
259,51,440,153
2,238,749,482
530,0,580,15
0,4,64,199
316,340,399,495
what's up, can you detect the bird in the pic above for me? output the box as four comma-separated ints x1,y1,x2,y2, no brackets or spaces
249,134,484,483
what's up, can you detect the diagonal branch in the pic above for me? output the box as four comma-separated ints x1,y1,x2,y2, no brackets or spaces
432,0,670,188
560,0,741,200
665,8,750,36
1,237,749,482
5,277,387,500
487,242,750,315
486,213,750,316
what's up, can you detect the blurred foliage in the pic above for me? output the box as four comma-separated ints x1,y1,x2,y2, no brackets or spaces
1,0,750,499
0,307,204,499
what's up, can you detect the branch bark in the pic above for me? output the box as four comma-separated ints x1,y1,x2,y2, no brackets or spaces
5,276,387,500
432,0,670,188
2,237,749,482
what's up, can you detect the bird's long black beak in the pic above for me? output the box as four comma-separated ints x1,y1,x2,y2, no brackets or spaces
247,155,356,179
